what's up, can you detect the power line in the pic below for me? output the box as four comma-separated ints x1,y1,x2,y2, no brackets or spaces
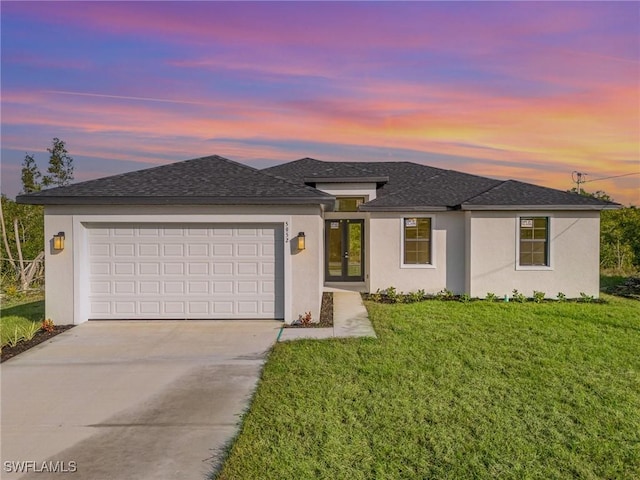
583,171,640,183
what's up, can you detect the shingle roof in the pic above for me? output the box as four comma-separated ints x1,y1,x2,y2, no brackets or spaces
17,155,333,206
18,155,619,210
264,158,618,211
461,180,617,209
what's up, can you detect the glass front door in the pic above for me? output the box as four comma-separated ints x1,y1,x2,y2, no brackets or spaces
325,219,364,282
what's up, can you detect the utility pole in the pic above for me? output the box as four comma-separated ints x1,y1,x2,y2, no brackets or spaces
571,171,587,194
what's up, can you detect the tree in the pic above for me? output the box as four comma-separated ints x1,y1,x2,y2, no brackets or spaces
570,187,639,273
42,137,74,187
0,195,44,291
1,137,74,292
568,187,613,202
21,154,42,193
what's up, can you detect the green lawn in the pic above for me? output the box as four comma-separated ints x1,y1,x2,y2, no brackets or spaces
216,295,640,480
1,294,45,346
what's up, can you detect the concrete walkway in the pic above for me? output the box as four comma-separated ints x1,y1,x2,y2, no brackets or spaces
1,320,281,480
278,290,376,341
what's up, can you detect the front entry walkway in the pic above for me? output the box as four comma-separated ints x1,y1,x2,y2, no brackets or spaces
278,290,376,341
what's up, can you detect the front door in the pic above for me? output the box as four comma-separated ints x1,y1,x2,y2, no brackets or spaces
325,219,364,282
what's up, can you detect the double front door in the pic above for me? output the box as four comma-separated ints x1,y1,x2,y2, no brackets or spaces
325,219,364,282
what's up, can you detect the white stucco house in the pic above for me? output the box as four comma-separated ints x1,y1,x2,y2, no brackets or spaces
17,155,617,325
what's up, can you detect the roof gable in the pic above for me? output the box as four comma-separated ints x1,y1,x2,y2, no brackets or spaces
17,155,332,206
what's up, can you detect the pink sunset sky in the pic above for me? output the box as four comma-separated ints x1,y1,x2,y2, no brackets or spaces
1,1,638,204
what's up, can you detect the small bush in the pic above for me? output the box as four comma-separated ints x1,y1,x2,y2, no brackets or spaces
512,289,527,303
459,293,471,303
22,323,41,341
579,292,594,303
406,290,425,303
41,318,55,333
6,326,24,348
485,292,498,302
533,291,546,303
385,286,399,303
436,288,455,300
370,289,382,303
556,292,567,302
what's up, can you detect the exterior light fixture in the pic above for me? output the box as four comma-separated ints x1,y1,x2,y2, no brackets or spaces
297,232,306,251
53,232,65,251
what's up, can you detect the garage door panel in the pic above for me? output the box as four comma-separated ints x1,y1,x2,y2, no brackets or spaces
87,223,283,319
139,244,159,256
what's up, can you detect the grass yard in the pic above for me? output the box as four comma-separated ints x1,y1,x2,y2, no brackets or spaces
1,294,45,346
216,295,639,480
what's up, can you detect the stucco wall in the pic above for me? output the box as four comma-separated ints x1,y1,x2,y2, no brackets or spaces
467,211,600,298
368,212,466,294
43,204,323,324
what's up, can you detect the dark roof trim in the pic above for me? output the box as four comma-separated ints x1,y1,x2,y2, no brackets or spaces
16,195,336,206
460,203,620,211
359,205,449,212
303,176,389,184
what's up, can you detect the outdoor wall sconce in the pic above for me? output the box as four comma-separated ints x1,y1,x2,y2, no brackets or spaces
297,232,306,251
53,232,65,251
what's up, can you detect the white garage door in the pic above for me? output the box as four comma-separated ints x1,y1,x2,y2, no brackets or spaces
86,223,284,319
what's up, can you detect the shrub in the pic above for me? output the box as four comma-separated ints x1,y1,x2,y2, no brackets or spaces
579,292,594,303
459,293,471,303
556,292,567,302
41,318,55,332
6,326,24,348
436,288,455,300
406,290,425,303
512,289,527,303
485,292,497,302
533,291,546,303
385,286,399,303
22,323,40,341
370,289,382,303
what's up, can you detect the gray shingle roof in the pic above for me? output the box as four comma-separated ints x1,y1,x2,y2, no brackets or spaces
461,180,617,210
264,158,618,211
17,154,619,210
17,155,333,206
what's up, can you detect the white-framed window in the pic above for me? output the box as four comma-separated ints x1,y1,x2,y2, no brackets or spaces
402,217,433,267
518,216,550,267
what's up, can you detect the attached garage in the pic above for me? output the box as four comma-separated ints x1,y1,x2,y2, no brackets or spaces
18,155,331,325
85,223,284,319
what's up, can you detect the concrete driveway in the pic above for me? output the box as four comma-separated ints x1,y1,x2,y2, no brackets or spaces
1,320,281,480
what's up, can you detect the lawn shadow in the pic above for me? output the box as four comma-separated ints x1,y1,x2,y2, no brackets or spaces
0,300,45,323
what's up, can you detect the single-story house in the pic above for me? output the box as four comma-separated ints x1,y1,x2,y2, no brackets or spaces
17,155,617,324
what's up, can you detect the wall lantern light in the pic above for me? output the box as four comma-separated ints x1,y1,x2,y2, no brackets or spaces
297,232,306,251
53,232,65,251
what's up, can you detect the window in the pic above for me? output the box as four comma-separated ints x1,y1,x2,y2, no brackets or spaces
519,217,549,266
403,217,431,264
335,196,365,212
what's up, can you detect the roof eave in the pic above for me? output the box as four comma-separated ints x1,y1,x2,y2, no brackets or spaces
304,176,389,185
359,205,450,212
460,203,621,211
16,195,335,206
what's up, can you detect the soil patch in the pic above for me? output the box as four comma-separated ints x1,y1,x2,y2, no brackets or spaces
286,292,333,328
1,325,74,363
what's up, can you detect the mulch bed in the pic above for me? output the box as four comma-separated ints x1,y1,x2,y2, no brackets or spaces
285,292,333,328
1,325,74,363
